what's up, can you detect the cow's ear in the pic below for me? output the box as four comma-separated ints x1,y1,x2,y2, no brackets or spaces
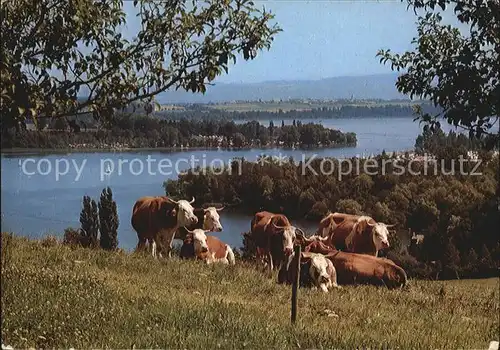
184,232,193,243
170,207,177,217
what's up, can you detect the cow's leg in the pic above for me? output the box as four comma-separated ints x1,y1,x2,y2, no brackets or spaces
267,252,274,271
151,239,157,258
161,228,176,258
319,283,329,293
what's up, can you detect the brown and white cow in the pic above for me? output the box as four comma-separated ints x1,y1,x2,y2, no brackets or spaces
131,196,198,258
279,250,341,292
175,206,225,240
249,211,305,271
179,228,235,265
303,241,407,289
319,212,394,256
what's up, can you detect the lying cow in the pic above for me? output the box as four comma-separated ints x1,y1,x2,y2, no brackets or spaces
249,211,305,271
304,241,407,289
176,206,225,240
179,228,235,265
131,196,198,258
278,250,341,293
320,213,395,256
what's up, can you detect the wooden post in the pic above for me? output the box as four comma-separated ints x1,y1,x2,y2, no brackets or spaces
291,244,301,325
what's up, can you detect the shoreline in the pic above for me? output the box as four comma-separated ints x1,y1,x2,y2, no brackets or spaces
1,143,358,155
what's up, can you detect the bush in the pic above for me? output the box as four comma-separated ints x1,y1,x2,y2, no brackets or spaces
62,227,86,247
240,232,258,261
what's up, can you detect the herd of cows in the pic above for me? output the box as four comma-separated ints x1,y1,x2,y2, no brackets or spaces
131,195,408,292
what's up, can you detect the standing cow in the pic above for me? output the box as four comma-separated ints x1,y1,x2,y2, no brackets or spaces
318,212,394,257
131,196,198,258
179,228,235,265
249,211,305,272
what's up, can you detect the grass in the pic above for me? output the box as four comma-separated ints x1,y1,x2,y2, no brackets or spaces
2,233,499,349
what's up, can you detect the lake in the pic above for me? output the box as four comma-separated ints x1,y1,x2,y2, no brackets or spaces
1,116,459,250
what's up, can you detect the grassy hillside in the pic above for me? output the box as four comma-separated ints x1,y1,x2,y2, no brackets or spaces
1,234,499,349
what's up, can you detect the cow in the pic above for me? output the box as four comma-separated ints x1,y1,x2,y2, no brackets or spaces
278,250,341,293
319,212,395,256
179,228,235,265
131,196,198,258
175,206,225,240
302,241,407,289
249,211,305,272
295,231,334,250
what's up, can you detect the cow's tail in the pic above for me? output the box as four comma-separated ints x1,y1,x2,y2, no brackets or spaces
226,245,236,265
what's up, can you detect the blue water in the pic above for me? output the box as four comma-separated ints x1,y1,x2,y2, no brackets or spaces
1,117,459,250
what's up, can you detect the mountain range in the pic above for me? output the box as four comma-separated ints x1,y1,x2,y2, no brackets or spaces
157,73,409,104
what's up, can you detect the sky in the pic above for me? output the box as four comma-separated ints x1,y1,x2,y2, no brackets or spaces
121,0,468,84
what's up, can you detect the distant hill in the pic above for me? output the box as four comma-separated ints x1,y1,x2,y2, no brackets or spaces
157,73,409,103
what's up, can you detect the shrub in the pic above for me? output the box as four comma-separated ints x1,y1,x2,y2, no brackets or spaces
62,227,86,247
240,232,258,261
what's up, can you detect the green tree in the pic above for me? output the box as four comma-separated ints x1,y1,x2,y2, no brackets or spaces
232,132,246,148
335,199,363,215
98,187,119,251
442,239,461,279
478,244,494,275
79,195,99,248
463,248,479,276
377,0,499,148
1,0,281,131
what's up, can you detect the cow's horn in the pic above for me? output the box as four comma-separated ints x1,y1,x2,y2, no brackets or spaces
273,222,286,230
184,227,194,234
216,206,225,211
296,227,306,236
295,230,306,240
166,197,179,204
189,197,195,204
367,221,376,227
385,224,396,228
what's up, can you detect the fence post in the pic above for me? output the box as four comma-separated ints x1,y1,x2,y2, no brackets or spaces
291,244,301,325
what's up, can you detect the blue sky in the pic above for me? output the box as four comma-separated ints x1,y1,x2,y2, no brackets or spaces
122,0,466,84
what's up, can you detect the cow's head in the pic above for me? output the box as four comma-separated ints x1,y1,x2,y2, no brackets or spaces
273,223,304,255
202,206,224,232
363,219,394,251
185,228,210,254
309,254,331,287
167,197,198,227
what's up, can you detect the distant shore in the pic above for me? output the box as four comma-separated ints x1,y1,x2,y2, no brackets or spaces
1,143,358,156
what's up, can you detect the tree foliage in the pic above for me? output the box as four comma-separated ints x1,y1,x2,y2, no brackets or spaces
377,0,499,147
98,187,119,251
2,115,357,149
1,0,281,131
79,195,99,248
